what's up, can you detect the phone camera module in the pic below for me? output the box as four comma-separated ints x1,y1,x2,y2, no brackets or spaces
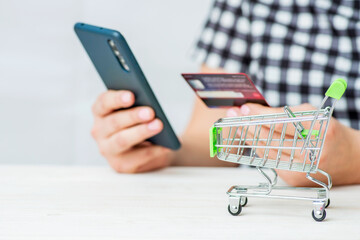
107,39,130,72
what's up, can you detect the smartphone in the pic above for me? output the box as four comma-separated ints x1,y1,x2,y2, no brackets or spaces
74,23,181,150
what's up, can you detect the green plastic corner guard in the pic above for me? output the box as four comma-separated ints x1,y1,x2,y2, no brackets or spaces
210,126,221,157
301,129,319,138
325,78,347,100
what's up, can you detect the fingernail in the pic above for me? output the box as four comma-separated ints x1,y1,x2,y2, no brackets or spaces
121,92,132,103
226,109,238,117
240,105,250,115
138,108,152,120
148,120,161,131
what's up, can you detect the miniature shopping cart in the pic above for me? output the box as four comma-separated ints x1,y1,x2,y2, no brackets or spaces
209,79,347,221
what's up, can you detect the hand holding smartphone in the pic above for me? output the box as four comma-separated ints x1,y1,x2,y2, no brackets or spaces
74,23,181,150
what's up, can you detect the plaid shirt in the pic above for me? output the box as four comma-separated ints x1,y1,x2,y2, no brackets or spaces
194,0,360,129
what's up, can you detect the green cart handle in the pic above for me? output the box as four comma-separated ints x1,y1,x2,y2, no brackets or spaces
325,78,347,100
301,78,347,154
209,126,222,157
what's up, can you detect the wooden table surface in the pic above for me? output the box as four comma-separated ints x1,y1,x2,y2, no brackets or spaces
0,165,359,239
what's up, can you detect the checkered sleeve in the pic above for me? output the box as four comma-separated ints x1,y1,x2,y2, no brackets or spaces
193,0,360,130
194,0,251,73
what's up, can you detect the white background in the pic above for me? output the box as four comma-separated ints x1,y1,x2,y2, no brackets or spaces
0,0,212,165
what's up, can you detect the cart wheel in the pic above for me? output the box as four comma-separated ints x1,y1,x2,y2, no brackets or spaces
312,209,326,222
228,203,242,216
325,199,330,208
240,197,248,207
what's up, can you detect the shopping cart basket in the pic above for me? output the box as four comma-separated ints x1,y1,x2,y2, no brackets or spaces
209,79,347,221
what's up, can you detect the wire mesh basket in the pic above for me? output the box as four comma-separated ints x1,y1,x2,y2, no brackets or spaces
210,78,347,221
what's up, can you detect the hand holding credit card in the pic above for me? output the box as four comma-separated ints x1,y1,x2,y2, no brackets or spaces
181,73,269,108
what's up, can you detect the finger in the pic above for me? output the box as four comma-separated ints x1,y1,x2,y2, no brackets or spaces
242,103,320,136
226,104,319,136
226,109,296,140
243,126,304,161
243,122,321,167
102,119,164,155
108,145,171,173
239,103,316,116
226,105,285,118
136,141,153,147
98,106,155,138
92,90,135,117
221,124,300,161
226,103,316,119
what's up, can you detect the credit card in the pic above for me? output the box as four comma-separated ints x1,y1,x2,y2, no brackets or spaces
181,73,269,108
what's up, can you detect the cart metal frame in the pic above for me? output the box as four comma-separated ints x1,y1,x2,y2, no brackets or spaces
210,79,347,221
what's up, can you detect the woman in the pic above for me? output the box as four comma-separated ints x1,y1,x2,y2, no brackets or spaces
90,0,360,186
